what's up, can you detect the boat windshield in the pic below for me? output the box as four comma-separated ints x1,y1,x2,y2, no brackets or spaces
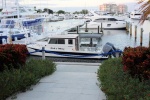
37,37,49,42
93,18,107,22
108,18,118,21
93,18,118,22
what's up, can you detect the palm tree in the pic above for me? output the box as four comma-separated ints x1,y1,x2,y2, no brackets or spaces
138,0,150,23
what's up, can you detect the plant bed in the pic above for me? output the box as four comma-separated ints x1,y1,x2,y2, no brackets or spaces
0,59,56,100
97,58,150,100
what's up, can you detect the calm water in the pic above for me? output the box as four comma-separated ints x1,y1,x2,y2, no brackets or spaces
43,19,150,50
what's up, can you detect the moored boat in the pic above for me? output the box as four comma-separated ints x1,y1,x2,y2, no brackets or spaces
27,34,121,59
80,15,126,30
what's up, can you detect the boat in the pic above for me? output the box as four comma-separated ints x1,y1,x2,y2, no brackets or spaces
129,10,142,20
80,15,126,30
27,34,121,59
0,28,30,44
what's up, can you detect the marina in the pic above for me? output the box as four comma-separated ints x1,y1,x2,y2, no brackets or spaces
1,1,150,100
0,1,150,59
43,19,150,50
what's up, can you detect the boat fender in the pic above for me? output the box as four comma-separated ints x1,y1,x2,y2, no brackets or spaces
2,38,6,44
28,33,31,37
15,37,18,41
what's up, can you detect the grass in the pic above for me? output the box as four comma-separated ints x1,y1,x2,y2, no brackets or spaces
97,58,150,100
0,59,56,100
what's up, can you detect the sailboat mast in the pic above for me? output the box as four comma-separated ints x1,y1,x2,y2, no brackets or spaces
2,0,3,8
5,0,6,8
16,0,20,19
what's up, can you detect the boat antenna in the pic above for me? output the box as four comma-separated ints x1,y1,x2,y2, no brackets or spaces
5,0,6,8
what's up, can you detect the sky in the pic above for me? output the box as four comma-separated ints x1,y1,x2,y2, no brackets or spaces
0,0,140,12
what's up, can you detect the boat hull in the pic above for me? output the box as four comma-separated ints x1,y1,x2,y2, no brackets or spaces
0,34,25,44
27,47,108,59
80,21,126,30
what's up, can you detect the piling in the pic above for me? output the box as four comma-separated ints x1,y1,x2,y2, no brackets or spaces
149,32,150,47
77,26,79,34
135,25,137,40
130,24,132,36
42,47,45,60
100,23,103,33
140,28,143,46
85,22,88,32
98,26,100,34
126,22,129,32
7,30,12,44
90,38,93,47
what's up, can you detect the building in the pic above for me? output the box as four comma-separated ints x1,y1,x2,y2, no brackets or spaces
117,4,128,14
99,3,128,14
99,3,117,14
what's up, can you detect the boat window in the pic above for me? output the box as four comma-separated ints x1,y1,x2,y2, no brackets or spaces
135,14,141,15
15,31,20,34
58,39,65,44
68,39,73,44
107,24,111,27
108,18,118,21
49,39,57,44
0,31,3,33
8,31,14,34
94,18,107,22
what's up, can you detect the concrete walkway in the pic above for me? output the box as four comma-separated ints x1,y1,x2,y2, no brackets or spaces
7,62,106,100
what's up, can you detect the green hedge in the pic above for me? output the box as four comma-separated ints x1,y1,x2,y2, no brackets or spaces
0,59,56,100
97,58,150,100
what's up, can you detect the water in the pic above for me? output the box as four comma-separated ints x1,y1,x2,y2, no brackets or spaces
43,19,150,51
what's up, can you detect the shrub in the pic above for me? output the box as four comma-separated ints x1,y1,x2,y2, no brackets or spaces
0,59,56,100
122,46,150,80
0,44,28,71
97,58,150,100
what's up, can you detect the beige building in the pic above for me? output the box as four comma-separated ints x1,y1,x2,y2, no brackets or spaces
117,4,128,14
99,3,128,14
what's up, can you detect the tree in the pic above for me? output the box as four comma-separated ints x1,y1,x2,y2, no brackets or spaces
80,9,88,15
47,9,53,14
43,8,48,13
138,0,150,23
34,6,36,11
37,9,42,13
57,10,65,14
73,11,80,14
0,9,3,12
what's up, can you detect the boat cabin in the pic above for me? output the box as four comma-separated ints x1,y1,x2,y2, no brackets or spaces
93,18,118,22
44,34,79,51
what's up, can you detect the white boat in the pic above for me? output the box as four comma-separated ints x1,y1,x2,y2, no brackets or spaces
130,11,142,20
27,34,121,59
80,15,126,30
0,27,30,44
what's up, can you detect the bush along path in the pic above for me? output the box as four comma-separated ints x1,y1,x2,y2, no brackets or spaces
97,58,150,100
0,59,56,100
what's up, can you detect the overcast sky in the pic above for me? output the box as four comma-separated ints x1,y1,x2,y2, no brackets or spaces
0,0,139,12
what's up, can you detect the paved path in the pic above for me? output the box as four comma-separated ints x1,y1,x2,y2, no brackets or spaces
7,62,106,100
